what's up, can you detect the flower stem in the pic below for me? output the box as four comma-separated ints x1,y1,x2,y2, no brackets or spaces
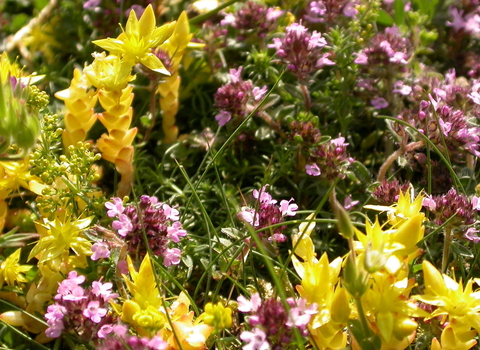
442,224,452,273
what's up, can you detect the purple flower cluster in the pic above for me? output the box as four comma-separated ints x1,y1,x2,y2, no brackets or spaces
214,67,267,126
372,180,411,206
237,293,317,350
269,22,334,82
423,188,476,227
303,0,358,25
355,26,412,108
396,70,480,160
97,324,167,350
105,195,187,266
305,135,354,180
44,271,118,341
221,1,283,40
237,185,298,243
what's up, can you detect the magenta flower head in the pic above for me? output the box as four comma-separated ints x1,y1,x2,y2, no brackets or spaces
303,0,358,25
237,293,317,349
423,187,475,227
45,273,117,343
214,66,268,126
269,22,334,82
221,1,283,40
306,135,354,180
106,195,187,266
237,185,298,243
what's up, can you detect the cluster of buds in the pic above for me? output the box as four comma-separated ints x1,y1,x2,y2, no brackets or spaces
305,135,354,180
423,187,477,227
269,22,334,82
238,293,317,350
214,67,267,126
0,53,45,156
44,271,117,342
106,195,187,266
221,1,283,41
372,179,411,206
237,185,298,243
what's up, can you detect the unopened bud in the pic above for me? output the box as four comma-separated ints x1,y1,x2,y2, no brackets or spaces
333,199,355,239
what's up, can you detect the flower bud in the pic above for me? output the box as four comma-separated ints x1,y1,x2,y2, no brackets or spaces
333,199,355,239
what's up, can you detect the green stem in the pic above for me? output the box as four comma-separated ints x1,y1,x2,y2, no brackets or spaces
442,224,452,273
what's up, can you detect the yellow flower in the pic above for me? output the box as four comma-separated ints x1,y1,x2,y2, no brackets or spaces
354,213,424,275
365,188,424,227
28,215,93,268
198,302,232,331
414,260,480,333
84,52,135,91
168,314,213,350
361,272,428,348
92,4,175,74
0,248,31,288
120,254,166,335
431,325,477,350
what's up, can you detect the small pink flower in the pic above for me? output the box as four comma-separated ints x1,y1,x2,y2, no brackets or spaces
105,197,125,218
240,327,269,350
112,214,133,236
215,110,232,126
83,301,107,323
280,199,298,217
167,221,187,243
98,324,113,338
252,86,268,101
237,293,262,313
163,204,180,221
163,248,181,267
371,97,389,109
92,281,118,302
354,52,368,65
91,242,110,261
305,163,321,176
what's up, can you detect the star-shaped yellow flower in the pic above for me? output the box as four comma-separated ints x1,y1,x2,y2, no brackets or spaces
0,248,31,288
92,4,176,75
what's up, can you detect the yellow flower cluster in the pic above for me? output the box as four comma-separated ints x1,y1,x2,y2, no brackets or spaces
156,11,193,143
116,253,214,349
292,191,429,349
55,5,190,196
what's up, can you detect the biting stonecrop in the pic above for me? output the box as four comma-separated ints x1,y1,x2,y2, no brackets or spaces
291,190,431,350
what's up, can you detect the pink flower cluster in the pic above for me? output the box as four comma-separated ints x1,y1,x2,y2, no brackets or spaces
214,67,267,126
45,271,118,341
237,293,317,350
269,22,334,82
105,195,187,267
237,185,298,243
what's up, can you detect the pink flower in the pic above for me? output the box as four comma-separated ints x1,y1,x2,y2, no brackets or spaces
344,195,360,210
112,214,133,236
252,86,268,101
105,197,125,218
163,204,180,221
280,199,298,216
163,248,181,267
167,221,187,243
305,163,321,176
354,52,368,65
83,301,107,323
98,324,113,338
92,281,118,302
237,293,262,313
228,67,243,84
392,81,412,95
215,110,232,126
447,7,466,31
253,185,276,204
389,51,408,64
465,227,480,244
240,328,269,350
91,242,110,261
371,97,389,109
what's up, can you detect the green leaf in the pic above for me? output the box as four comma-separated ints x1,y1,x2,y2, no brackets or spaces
393,0,405,26
451,241,474,258
376,9,394,26
350,161,372,185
